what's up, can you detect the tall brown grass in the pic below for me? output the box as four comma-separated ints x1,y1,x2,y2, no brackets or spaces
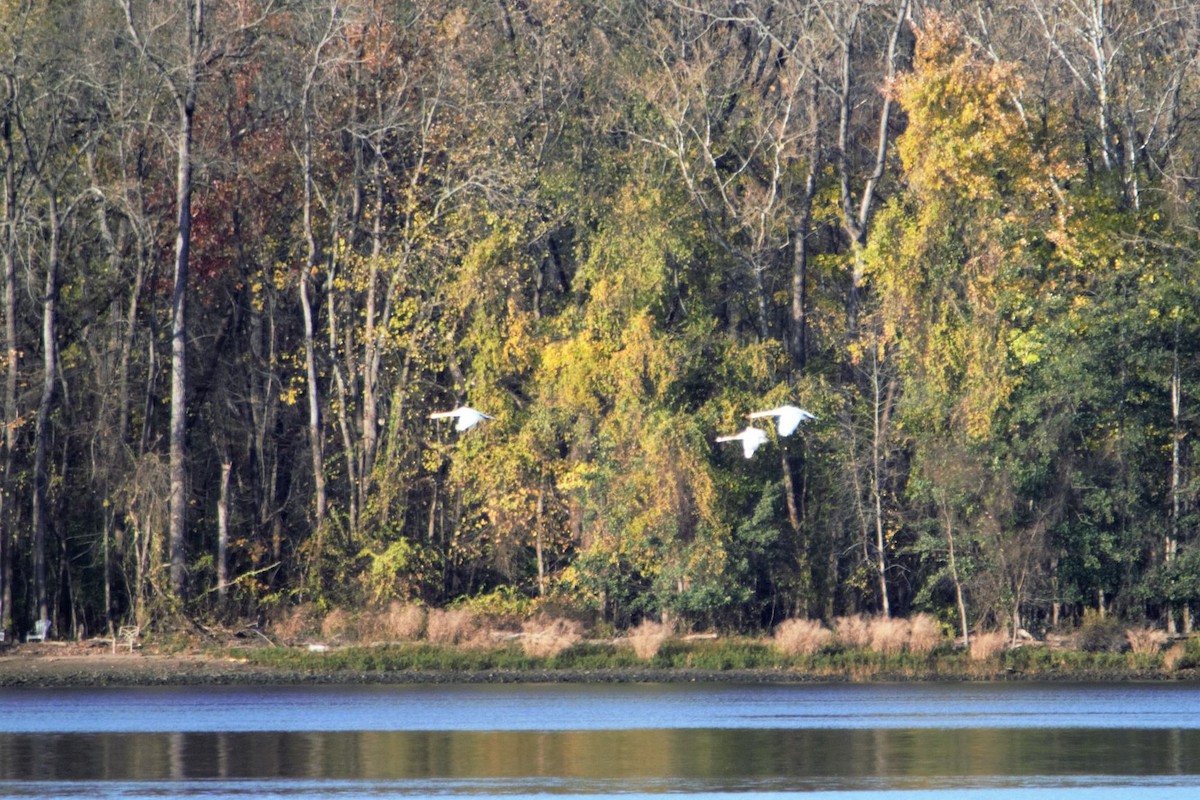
1125,627,1167,654
371,602,427,641
908,613,943,654
833,614,872,649
1162,642,1187,670
869,617,910,655
425,608,483,646
521,616,584,658
773,618,832,656
969,630,1008,661
320,607,356,642
628,619,671,660
271,603,323,644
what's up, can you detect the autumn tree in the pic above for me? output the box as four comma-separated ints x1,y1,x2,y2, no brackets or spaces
865,14,1068,631
118,0,278,604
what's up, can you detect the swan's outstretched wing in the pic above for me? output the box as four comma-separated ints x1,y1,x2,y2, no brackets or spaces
748,405,816,436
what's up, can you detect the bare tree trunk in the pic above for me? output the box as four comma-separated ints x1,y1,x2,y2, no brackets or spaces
360,158,386,502
790,135,818,369
1051,553,1061,628
298,3,340,534
32,196,60,627
943,514,969,647
1167,320,1181,633
870,351,891,618
0,87,17,637
168,85,195,602
123,0,205,603
781,452,803,535
104,508,113,639
535,478,546,597
247,274,281,586
327,272,358,537
837,0,909,331
781,449,812,616
217,458,231,601
87,144,149,625
301,270,326,527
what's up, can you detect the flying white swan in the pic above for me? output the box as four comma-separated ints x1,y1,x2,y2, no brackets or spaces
430,406,494,431
716,426,769,459
747,405,816,436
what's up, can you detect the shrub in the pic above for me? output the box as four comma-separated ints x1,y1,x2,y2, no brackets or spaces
425,608,482,646
1125,627,1167,655
833,614,872,649
969,630,1008,661
552,642,637,670
521,616,583,658
1162,642,1188,671
674,638,775,670
908,614,943,654
457,586,534,621
773,619,832,657
271,604,322,644
1078,611,1126,652
320,608,356,642
869,617,910,655
627,619,671,661
377,602,427,641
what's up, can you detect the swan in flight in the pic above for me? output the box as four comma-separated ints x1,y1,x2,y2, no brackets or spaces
747,405,815,436
716,426,769,459
430,406,494,431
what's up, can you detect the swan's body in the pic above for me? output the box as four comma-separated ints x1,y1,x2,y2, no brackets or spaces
716,426,769,458
430,406,494,431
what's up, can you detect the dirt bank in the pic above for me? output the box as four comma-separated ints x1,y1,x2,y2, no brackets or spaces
0,642,299,687
0,642,816,687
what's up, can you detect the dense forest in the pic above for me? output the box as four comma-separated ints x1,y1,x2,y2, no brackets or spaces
1,0,1198,643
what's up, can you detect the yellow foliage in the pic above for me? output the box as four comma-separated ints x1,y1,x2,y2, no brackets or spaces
865,14,1077,440
537,333,612,416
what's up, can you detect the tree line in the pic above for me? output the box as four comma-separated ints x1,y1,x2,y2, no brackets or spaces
1,0,1198,643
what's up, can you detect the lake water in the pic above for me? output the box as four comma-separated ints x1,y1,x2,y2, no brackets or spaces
1,681,1199,798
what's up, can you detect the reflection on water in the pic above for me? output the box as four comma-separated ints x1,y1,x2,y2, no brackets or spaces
2,684,1200,797
2,727,1200,783
5,778,1200,800
6,682,1200,732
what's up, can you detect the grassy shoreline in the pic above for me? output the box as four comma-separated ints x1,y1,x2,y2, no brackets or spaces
3,632,1198,687
227,637,1199,683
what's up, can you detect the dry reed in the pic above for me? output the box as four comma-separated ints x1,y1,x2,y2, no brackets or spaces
1125,627,1167,654
320,607,356,642
908,613,943,654
1162,642,1187,671
521,616,584,658
773,618,833,657
628,619,671,660
375,601,427,641
425,608,481,646
391,602,427,640
271,603,323,644
969,630,1008,661
833,614,872,649
869,617,910,655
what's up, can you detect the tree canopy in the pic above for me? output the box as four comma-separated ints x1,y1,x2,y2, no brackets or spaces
1,0,1199,641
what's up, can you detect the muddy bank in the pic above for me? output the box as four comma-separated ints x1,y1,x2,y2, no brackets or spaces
0,643,814,687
